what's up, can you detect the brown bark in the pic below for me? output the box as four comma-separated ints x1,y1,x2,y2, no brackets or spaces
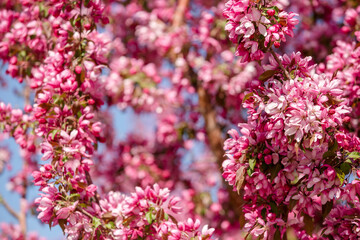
172,0,190,28
198,86,244,219
0,194,20,220
172,0,244,223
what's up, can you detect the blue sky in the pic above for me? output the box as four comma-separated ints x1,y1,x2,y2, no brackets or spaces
0,69,159,238
0,72,63,238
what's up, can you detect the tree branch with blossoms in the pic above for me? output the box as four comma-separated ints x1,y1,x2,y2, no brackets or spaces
1,0,360,239
0,194,20,220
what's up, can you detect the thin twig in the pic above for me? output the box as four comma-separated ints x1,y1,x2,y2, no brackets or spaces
76,207,94,219
172,0,190,28
0,194,20,220
269,48,292,80
19,162,28,237
85,170,103,211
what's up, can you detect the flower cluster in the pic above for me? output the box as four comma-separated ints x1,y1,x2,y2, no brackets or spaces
223,0,299,62
1,0,360,239
343,6,360,41
223,52,360,238
100,184,215,239
0,223,45,240
323,40,360,134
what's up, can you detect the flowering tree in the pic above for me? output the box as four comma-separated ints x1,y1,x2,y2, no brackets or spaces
0,0,360,239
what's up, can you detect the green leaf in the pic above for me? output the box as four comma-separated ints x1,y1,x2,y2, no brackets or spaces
340,162,351,175
259,70,276,81
269,202,278,215
335,168,345,185
261,208,267,219
323,140,338,159
242,92,253,103
348,152,360,160
146,211,153,224
288,199,298,211
105,221,115,229
58,219,67,233
322,201,333,219
92,217,101,229
274,229,281,240
48,216,55,230
69,193,80,200
247,159,256,176
249,158,256,171
303,214,314,235
168,214,178,224
270,163,282,180
235,166,246,193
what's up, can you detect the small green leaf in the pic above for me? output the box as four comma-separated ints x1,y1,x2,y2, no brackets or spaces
269,202,278,215
105,221,115,229
270,163,282,180
249,158,256,171
340,162,351,175
92,217,101,229
146,211,153,224
69,193,80,200
58,219,67,233
235,165,246,193
348,152,360,160
242,92,253,103
274,229,281,240
168,214,178,224
335,168,345,185
289,198,298,211
247,168,253,176
303,214,314,235
259,70,276,81
322,201,333,219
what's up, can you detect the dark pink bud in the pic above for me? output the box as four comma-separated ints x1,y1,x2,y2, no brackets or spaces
43,172,52,178
87,99,95,105
341,26,351,33
28,144,36,152
274,41,281,48
267,9,275,16
264,155,272,164
44,164,53,171
84,23,91,30
24,105,32,113
9,56,17,65
343,116,350,123
39,118,47,124
234,152,242,159
264,148,271,155
102,17,109,25
75,66,82,74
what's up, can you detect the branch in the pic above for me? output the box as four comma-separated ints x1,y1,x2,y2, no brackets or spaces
269,48,292,80
76,207,94,220
172,0,190,28
197,85,245,220
19,162,28,237
0,194,20,220
171,0,245,224
85,170,103,211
